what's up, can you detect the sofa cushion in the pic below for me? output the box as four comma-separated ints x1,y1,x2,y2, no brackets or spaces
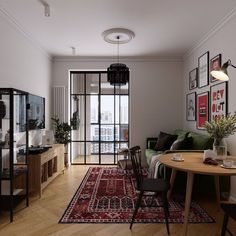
174,129,213,150
145,149,162,166
170,136,193,150
174,129,189,140
170,132,193,150
154,131,177,151
188,132,213,150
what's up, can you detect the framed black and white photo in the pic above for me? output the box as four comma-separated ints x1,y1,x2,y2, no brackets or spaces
189,68,198,90
210,54,221,83
186,92,196,121
210,81,228,121
198,51,209,88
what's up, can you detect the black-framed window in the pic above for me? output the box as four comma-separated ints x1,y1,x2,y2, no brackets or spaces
69,71,129,165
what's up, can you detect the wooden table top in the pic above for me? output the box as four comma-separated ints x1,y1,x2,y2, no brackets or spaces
159,152,236,176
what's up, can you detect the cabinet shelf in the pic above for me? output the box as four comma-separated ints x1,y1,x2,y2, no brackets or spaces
1,188,24,196
0,88,29,222
1,166,27,180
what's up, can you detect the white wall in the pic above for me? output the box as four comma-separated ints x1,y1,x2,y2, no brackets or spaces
52,58,183,153
0,11,52,128
183,12,236,199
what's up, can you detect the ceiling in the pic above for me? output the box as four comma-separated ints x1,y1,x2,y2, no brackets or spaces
0,0,236,58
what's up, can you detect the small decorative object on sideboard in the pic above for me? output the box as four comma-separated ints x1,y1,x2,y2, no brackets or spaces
204,112,236,160
51,117,72,167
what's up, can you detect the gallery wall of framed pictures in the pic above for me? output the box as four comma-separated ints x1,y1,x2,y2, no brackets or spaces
186,51,228,130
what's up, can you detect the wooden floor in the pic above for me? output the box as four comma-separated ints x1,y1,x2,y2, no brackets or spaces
0,165,235,236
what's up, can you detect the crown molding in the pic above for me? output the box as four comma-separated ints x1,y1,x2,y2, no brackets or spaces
53,56,183,63
0,6,52,61
184,7,236,59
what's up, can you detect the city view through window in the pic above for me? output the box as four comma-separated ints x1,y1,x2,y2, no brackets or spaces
90,96,128,154
70,72,129,164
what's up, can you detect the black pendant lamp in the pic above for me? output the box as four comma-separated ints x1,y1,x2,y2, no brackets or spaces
107,63,129,86
102,28,135,86
107,36,129,86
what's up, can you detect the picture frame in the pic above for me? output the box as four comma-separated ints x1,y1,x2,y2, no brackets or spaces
189,68,198,90
210,54,222,83
198,51,209,88
210,81,228,121
197,91,209,129
186,92,196,121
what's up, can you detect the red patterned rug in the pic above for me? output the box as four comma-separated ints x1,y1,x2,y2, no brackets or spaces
59,167,214,224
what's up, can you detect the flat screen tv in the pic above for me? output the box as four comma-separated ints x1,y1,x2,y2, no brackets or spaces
28,94,45,130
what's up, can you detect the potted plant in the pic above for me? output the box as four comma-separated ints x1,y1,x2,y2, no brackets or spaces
51,117,72,167
204,112,236,159
70,95,80,130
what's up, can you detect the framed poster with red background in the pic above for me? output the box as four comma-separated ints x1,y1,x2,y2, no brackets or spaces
210,82,228,121
197,91,209,129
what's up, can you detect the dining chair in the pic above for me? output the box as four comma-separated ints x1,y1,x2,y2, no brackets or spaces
129,146,170,234
117,148,133,185
117,148,132,172
221,203,236,236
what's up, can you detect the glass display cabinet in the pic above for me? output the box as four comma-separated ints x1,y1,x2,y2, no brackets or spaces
0,88,29,222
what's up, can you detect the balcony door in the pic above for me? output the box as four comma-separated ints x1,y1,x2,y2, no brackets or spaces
70,71,129,164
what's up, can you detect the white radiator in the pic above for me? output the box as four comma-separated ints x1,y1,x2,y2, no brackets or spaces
52,86,66,122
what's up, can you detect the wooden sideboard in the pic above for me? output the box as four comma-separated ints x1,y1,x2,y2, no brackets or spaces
28,144,64,197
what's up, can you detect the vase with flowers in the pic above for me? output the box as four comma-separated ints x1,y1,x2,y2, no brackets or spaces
203,112,236,160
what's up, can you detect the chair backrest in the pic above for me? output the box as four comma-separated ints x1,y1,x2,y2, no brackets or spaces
129,146,143,190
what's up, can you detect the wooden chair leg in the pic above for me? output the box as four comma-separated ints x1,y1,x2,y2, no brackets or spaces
130,191,143,229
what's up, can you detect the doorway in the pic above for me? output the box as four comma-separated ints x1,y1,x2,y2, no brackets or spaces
69,71,129,164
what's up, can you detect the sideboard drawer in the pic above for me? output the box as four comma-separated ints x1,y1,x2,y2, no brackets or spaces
40,150,53,165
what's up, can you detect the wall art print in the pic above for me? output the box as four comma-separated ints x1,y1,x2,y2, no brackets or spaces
210,82,228,121
186,92,196,121
189,68,198,90
198,51,209,88
197,92,209,129
210,54,221,83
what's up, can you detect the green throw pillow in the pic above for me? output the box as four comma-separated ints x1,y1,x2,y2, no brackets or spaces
174,129,189,140
188,132,213,150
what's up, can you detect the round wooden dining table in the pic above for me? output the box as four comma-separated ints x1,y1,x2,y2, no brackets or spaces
159,152,236,236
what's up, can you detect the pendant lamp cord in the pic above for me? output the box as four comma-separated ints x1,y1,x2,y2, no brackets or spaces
117,35,120,64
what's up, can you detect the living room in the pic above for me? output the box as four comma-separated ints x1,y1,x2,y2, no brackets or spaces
0,0,236,235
